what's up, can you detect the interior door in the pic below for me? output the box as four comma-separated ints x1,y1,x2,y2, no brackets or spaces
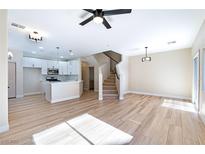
8,62,16,98
193,53,200,111
89,67,94,90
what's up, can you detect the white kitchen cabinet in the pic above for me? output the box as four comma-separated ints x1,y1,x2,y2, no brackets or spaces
67,60,79,75
47,60,59,69
59,61,68,75
41,60,48,75
23,57,81,76
23,57,42,68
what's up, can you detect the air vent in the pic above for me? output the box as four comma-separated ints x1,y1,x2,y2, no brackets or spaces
11,22,25,29
167,41,176,45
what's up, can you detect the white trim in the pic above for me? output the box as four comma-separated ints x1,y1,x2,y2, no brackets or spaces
125,91,191,100
0,124,9,133
119,96,124,100
24,92,43,96
51,95,80,103
192,50,200,112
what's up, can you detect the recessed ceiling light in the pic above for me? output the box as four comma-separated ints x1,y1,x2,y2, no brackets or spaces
32,51,37,54
60,56,64,58
167,41,176,45
39,47,44,50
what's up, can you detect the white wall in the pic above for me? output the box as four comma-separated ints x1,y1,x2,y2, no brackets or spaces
8,49,24,98
0,10,9,133
23,68,42,96
116,55,129,99
192,20,205,123
128,48,193,99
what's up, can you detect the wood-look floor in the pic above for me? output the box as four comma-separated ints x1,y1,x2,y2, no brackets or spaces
0,91,205,145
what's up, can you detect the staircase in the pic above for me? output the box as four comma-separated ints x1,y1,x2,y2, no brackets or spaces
103,72,119,99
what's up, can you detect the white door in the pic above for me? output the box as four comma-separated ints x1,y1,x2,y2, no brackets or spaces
193,52,200,111
8,62,16,98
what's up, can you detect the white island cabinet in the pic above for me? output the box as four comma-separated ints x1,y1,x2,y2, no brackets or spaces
45,80,83,103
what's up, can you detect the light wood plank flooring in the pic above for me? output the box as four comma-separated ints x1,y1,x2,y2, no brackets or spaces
0,91,205,145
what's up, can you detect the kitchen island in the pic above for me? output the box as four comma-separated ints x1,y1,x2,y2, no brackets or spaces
44,80,83,103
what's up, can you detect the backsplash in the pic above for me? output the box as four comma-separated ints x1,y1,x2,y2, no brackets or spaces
41,75,78,82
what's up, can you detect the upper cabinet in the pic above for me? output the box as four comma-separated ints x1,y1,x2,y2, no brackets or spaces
41,60,48,75
23,57,42,68
67,60,79,75
59,61,68,75
47,60,59,69
23,57,80,76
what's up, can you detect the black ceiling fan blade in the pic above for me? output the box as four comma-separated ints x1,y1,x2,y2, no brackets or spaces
103,9,132,16
83,9,95,13
103,18,111,29
79,16,94,26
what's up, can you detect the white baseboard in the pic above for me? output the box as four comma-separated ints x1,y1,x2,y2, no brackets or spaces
24,92,43,96
125,91,191,100
119,96,124,100
16,94,24,98
0,124,9,133
51,95,80,103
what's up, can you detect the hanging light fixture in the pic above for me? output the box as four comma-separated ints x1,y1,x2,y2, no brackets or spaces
69,50,74,56
29,31,43,43
8,51,13,60
56,47,60,68
142,47,151,62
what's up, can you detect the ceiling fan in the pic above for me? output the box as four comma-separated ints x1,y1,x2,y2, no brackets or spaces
79,9,132,29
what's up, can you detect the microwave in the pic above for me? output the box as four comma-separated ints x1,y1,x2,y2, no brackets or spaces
47,68,59,75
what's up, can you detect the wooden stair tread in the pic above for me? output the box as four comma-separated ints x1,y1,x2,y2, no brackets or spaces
102,73,119,100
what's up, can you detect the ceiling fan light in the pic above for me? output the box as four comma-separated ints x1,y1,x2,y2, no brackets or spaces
93,16,103,24
142,56,151,62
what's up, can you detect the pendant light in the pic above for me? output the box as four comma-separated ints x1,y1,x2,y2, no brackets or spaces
142,47,151,62
56,47,60,68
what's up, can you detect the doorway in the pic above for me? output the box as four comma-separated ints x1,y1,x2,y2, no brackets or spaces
8,62,16,98
89,67,94,90
193,52,200,111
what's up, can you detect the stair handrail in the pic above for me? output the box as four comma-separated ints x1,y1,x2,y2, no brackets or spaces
103,52,120,80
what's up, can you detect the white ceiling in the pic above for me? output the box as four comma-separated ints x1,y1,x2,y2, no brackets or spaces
8,9,205,60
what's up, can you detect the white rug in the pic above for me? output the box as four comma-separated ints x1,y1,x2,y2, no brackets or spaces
32,122,90,145
66,114,133,145
33,114,133,145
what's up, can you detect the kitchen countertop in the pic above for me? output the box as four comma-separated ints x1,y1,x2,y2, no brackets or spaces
45,80,82,84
